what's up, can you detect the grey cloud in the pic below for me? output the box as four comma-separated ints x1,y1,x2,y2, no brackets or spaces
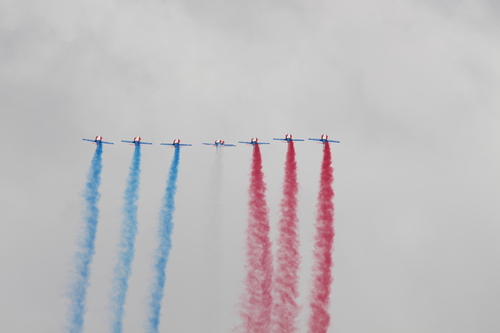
1,1,499,332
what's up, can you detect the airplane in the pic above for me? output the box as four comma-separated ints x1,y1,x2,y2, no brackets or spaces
202,140,236,147
308,134,340,144
121,136,153,145
273,133,304,142
82,135,114,145
238,138,270,145
160,139,192,147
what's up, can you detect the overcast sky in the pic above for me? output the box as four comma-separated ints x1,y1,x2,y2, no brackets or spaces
1,0,500,332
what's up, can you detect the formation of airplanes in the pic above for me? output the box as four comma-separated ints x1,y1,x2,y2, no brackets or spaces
83,134,340,146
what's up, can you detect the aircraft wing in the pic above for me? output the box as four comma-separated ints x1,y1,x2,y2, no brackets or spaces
160,143,192,147
308,138,340,143
273,138,304,142
238,141,270,145
121,140,152,145
83,138,114,144
203,143,235,147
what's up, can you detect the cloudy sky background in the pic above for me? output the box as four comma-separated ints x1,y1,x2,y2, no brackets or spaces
1,0,500,332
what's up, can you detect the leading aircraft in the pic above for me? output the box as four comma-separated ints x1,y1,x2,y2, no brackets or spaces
121,136,153,145
202,140,236,148
238,138,270,145
82,135,114,145
273,133,304,142
308,134,340,144
160,139,192,147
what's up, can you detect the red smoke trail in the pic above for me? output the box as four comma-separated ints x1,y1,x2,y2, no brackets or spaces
240,144,273,333
308,141,335,333
272,141,300,333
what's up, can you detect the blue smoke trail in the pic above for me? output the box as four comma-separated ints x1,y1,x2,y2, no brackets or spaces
147,147,181,333
109,145,142,333
67,144,103,333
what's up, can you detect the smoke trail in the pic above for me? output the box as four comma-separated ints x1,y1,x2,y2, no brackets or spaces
308,141,335,333
66,144,104,333
109,145,142,333
272,141,300,333
201,150,225,332
240,144,273,333
147,147,181,333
